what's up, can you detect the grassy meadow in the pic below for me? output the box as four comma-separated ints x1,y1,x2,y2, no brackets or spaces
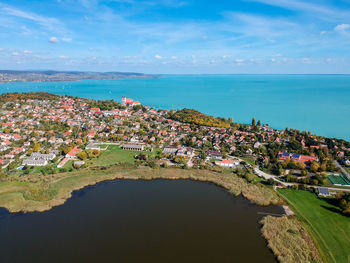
90,145,156,166
261,215,321,263
278,189,350,263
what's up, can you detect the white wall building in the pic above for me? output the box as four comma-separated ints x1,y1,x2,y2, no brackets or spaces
215,160,240,168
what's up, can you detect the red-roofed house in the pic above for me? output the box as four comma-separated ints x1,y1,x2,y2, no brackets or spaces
66,147,82,158
57,157,69,168
90,107,101,114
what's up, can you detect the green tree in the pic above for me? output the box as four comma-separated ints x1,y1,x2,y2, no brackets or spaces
77,151,87,160
252,117,256,126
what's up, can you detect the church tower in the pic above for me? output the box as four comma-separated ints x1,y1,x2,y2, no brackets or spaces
121,96,126,106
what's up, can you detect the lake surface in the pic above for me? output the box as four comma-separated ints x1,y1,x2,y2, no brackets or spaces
1,74,349,140
0,180,283,263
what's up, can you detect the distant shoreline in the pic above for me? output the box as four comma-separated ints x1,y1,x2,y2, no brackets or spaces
0,70,157,83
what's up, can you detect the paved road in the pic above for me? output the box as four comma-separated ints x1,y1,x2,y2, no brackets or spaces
253,167,294,187
327,187,350,193
334,160,350,180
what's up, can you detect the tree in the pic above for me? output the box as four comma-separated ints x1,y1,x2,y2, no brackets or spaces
77,151,87,160
310,161,320,173
62,146,72,155
33,143,40,152
257,120,261,126
267,178,277,185
296,161,306,170
252,117,256,126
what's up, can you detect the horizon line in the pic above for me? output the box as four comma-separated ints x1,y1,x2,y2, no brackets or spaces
1,69,350,76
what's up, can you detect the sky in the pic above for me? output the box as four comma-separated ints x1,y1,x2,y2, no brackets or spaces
0,0,350,74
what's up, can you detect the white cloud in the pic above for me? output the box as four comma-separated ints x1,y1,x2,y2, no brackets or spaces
23,50,32,54
335,24,350,32
301,57,312,64
247,0,350,21
62,37,72,42
235,58,245,63
49,36,59,43
154,54,163,59
1,6,66,34
12,52,19,56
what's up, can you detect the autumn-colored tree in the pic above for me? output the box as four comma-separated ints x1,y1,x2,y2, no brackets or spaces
77,151,87,160
33,143,40,152
310,161,320,173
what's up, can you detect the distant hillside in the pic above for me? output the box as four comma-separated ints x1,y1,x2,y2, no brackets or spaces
0,92,60,102
0,70,156,83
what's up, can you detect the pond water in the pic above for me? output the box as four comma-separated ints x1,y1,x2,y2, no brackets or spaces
0,180,284,263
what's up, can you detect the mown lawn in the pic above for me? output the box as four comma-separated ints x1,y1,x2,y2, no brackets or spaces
240,156,255,167
90,145,155,166
278,189,350,263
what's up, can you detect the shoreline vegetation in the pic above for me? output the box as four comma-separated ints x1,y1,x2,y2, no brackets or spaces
0,165,321,263
0,166,281,213
261,216,321,263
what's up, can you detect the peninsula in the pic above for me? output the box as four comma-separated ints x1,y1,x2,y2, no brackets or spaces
0,92,349,263
0,70,156,83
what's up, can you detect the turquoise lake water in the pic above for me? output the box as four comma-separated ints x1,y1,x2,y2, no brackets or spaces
0,75,349,141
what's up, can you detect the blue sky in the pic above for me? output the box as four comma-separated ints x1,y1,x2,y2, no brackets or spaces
0,0,350,73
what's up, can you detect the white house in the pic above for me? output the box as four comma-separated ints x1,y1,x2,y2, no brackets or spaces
215,160,240,168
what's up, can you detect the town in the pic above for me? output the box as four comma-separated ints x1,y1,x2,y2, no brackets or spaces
0,92,349,198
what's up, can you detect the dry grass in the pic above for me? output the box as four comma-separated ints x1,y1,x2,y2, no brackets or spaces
261,216,322,263
0,166,281,213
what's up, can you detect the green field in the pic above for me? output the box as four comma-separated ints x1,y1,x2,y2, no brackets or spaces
90,145,155,166
240,156,256,167
328,174,350,186
278,189,350,263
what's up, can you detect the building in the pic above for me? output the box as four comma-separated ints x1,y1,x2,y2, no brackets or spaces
122,144,144,151
215,160,240,168
176,147,192,157
85,143,101,151
22,158,48,166
57,157,69,168
30,152,56,161
317,187,331,197
163,146,178,155
90,107,100,114
278,152,319,164
121,96,127,106
74,161,85,167
121,96,141,107
207,150,222,159
66,147,83,158
22,152,56,166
